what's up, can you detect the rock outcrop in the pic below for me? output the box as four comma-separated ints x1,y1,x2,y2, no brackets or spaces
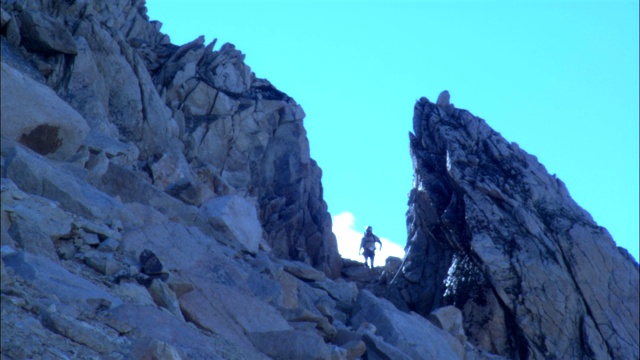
3,0,635,358
387,94,639,359
1,1,489,359
1,0,340,278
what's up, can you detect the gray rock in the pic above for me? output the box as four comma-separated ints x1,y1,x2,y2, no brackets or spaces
2,251,122,308
436,90,450,106
198,195,262,254
97,237,120,252
2,141,134,224
84,251,120,276
40,308,117,355
1,178,73,260
4,16,21,48
83,232,100,246
179,288,257,350
280,258,327,281
156,37,341,277
55,241,76,260
361,331,412,360
84,149,107,177
311,278,358,312
208,43,254,94
18,10,77,55
147,279,184,321
109,304,266,359
83,131,138,167
132,338,185,360
0,8,11,28
1,257,13,290
1,296,105,359
341,340,366,360
149,151,194,191
248,329,333,360
429,305,467,344
352,290,465,359
283,308,337,341
246,269,285,307
61,37,117,139
275,269,299,309
92,162,198,225
1,62,89,160
393,96,639,359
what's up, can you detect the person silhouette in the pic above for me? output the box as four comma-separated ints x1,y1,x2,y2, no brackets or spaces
359,226,382,268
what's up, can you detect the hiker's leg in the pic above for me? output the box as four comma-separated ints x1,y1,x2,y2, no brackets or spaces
370,254,375,268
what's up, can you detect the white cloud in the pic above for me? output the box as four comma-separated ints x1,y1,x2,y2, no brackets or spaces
332,211,406,268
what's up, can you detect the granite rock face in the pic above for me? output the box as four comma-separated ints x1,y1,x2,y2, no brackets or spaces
0,0,339,278
388,94,639,359
0,1,476,359
3,0,633,358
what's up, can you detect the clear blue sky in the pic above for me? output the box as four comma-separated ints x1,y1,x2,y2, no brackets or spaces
147,0,639,262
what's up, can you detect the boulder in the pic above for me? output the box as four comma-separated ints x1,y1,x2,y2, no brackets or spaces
2,251,122,309
83,251,120,276
147,280,184,320
283,308,337,341
83,131,138,167
248,330,333,360
1,296,106,359
108,304,266,359
341,340,366,360
198,195,262,254
429,305,467,344
280,258,327,281
246,269,285,307
40,308,118,355
360,331,412,360
178,288,256,350
18,10,77,55
207,43,254,94
1,178,72,261
1,62,89,160
274,269,299,309
351,290,465,360
312,278,358,309
0,8,10,28
92,162,198,224
2,141,134,224
149,151,194,191
132,338,185,360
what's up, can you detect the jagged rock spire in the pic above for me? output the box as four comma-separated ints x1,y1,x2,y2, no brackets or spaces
388,93,639,359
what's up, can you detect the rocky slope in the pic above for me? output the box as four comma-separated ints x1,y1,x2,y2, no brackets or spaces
0,1,489,359
1,0,341,278
2,1,637,359
385,93,639,359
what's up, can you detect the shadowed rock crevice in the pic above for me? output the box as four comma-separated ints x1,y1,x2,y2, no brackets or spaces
19,124,62,156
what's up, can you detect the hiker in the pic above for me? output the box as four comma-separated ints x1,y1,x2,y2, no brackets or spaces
359,226,382,268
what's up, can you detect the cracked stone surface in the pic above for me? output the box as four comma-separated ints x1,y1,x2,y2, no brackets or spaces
387,94,639,359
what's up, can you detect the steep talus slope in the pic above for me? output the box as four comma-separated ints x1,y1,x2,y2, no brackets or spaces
387,94,639,359
0,1,488,359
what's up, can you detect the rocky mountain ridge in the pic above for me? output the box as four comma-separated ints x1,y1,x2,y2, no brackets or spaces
1,1,637,359
384,92,639,359
1,1,485,359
